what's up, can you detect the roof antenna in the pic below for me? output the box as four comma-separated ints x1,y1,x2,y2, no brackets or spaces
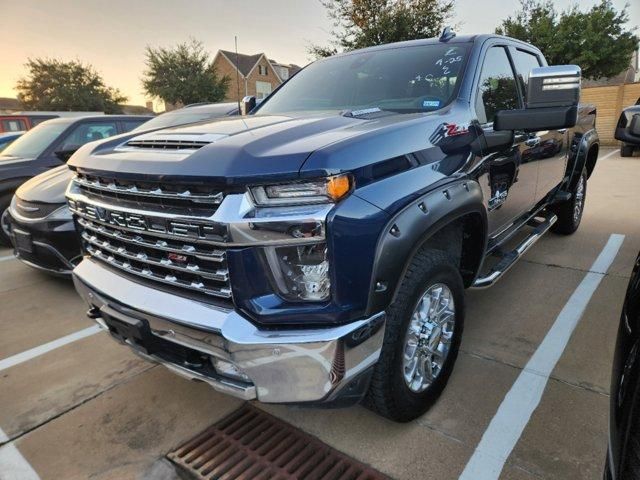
235,36,241,113
440,27,456,42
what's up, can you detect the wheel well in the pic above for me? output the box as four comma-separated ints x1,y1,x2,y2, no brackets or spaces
419,213,485,288
585,143,599,178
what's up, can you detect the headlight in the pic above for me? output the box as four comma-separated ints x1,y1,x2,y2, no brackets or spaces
264,242,330,301
47,205,72,221
249,174,351,206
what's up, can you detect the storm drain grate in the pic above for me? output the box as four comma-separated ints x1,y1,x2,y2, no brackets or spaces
167,404,389,480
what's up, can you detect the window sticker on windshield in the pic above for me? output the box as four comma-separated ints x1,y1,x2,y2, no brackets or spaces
423,100,441,108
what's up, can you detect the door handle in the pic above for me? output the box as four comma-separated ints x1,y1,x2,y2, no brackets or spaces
524,136,541,148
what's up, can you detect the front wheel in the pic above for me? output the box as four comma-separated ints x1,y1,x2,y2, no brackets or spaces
366,249,464,422
551,168,587,235
0,197,12,246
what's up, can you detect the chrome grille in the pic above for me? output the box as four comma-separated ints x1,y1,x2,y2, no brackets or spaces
73,172,223,215
70,175,232,303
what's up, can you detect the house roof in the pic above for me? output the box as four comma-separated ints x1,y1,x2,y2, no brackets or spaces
219,50,265,77
0,97,22,111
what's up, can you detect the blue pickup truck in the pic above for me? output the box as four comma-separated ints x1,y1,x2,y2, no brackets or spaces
65,32,598,422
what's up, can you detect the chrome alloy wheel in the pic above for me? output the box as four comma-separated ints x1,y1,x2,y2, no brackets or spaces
573,175,585,223
402,283,455,393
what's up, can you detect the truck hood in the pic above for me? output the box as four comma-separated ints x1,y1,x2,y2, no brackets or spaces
16,165,71,204
68,109,463,187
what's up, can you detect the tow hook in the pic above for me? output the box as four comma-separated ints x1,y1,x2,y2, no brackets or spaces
86,307,101,319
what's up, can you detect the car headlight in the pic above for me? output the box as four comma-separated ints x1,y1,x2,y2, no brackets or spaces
47,205,72,221
264,242,330,302
249,174,351,206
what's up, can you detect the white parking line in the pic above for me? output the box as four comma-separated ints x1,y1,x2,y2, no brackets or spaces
459,233,625,480
0,255,16,262
0,427,40,480
0,325,102,372
598,149,618,162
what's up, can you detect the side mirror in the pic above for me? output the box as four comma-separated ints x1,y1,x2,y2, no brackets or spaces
495,65,581,132
240,96,256,116
54,146,79,162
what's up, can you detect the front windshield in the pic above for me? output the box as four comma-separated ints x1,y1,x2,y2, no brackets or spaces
1,122,67,159
258,43,470,115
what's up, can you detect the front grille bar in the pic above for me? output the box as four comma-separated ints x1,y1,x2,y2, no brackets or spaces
81,231,229,282
74,176,224,204
71,208,227,247
85,244,232,299
77,218,225,262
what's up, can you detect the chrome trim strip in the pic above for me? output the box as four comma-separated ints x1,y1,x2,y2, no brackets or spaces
530,65,581,78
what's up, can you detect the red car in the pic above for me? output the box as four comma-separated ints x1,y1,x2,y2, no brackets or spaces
0,114,58,133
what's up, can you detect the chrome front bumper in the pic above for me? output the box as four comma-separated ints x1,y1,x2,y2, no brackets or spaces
73,259,386,404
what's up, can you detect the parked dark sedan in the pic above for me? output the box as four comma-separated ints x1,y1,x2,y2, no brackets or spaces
3,166,80,274
615,105,640,157
605,252,640,479
3,104,238,274
0,115,151,245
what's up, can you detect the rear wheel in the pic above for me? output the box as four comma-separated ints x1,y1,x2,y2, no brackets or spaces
621,144,634,157
551,169,587,235
366,249,464,422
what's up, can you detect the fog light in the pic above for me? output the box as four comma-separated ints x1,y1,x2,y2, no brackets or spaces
212,358,251,382
264,242,330,301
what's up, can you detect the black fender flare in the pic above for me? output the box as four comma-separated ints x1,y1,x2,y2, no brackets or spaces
566,128,599,190
365,179,487,315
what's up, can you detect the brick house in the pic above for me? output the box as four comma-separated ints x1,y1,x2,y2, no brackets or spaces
213,50,301,102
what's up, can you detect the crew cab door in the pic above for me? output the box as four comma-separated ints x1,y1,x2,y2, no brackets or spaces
474,46,537,236
509,47,568,203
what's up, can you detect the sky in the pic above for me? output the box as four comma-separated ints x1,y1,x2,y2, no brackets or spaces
1,0,638,107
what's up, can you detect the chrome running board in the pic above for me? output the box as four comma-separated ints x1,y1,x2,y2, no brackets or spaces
472,212,557,289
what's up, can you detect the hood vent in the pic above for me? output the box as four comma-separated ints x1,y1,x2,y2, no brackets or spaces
125,139,210,150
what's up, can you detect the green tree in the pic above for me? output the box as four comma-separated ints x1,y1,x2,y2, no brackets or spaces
142,39,230,106
309,0,454,58
16,58,127,113
497,0,638,80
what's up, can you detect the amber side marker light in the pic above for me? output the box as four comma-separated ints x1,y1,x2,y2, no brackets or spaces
326,174,352,202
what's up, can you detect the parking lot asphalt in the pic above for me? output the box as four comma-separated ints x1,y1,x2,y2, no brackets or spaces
0,147,636,480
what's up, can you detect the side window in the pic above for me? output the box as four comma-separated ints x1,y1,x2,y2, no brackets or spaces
30,116,56,127
59,121,118,150
2,119,26,132
475,47,520,124
122,119,148,132
512,49,542,99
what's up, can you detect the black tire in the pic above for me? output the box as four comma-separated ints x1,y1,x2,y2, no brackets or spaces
621,144,634,157
0,196,12,247
551,168,587,235
621,415,640,478
366,248,465,422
